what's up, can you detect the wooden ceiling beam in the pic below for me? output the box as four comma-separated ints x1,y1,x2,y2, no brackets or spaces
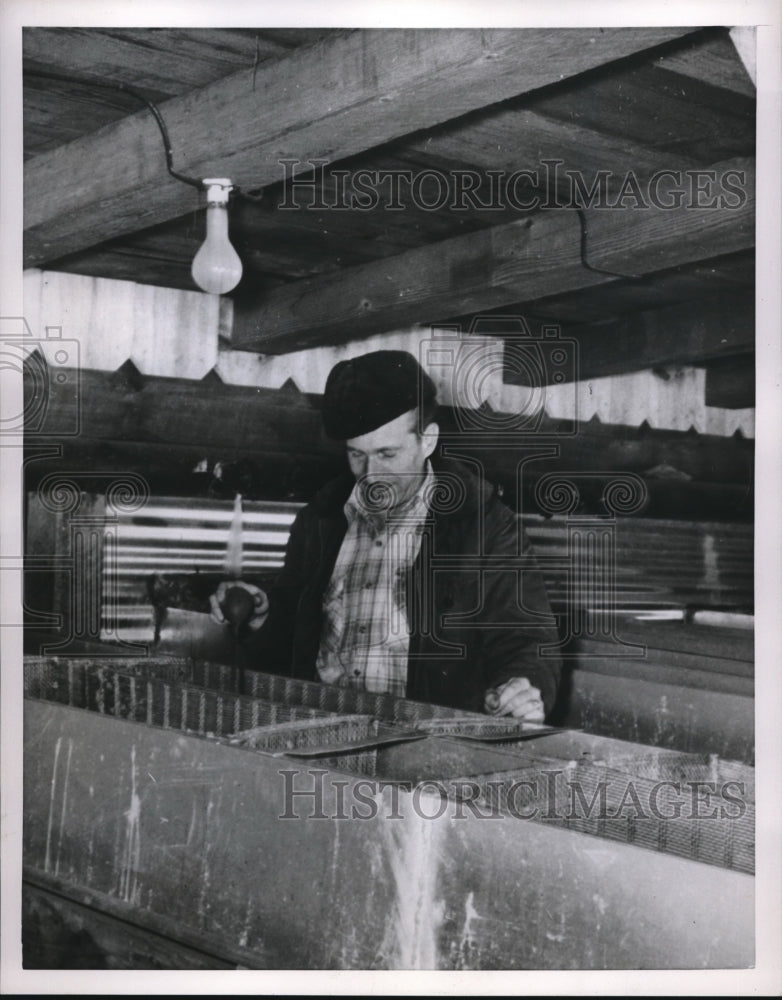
22,28,288,98
526,66,754,160
25,27,696,266
704,355,755,409
513,251,754,324
653,30,756,98
231,211,607,352
583,155,754,275
402,106,697,186
229,155,754,353
502,292,755,384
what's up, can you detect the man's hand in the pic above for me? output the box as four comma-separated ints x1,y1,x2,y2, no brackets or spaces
209,581,270,632
484,677,545,721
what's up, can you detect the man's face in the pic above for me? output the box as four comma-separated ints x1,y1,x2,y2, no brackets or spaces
345,409,438,510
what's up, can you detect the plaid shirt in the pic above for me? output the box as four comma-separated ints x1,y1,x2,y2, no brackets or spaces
315,463,434,697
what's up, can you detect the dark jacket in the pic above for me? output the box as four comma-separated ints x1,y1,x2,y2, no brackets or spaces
253,459,561,715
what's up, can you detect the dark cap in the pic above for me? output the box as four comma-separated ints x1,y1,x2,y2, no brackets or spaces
322,350,437,440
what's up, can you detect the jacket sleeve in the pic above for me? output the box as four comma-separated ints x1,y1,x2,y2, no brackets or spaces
243,505,313,674
476,501,562,714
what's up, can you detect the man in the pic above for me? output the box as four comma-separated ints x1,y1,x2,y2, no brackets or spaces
211,350,560,720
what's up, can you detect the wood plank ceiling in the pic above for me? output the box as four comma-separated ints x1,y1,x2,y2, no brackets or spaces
23,26,755,381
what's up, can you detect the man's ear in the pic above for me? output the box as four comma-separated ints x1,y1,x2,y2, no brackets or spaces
421,422,439,460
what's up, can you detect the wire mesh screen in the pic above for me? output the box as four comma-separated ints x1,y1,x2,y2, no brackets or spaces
23,654,475,738
229,715,387,776
578,749,756,803
242,669,476,725
459,759,754,875
414,717,534,739
24,655,754,874
24,656,334,737
229,714,379,750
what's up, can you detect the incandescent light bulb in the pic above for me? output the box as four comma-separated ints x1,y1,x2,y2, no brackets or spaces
191,179,243,295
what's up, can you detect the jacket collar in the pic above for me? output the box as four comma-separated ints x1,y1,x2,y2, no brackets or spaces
310,455,493,521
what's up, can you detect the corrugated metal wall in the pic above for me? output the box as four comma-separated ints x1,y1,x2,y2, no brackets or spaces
102,498,300,643
100,496,753,646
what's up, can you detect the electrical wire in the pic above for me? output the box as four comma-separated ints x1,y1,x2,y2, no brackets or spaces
26,68,648,272
26,67,270,205
575,206,642,280
25,68,204,190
